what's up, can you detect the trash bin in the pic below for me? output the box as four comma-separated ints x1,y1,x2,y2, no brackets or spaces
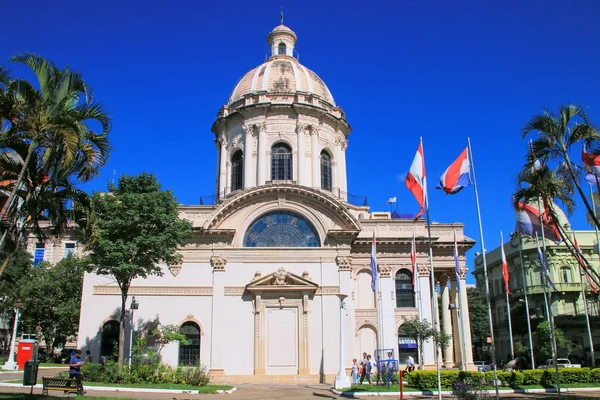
23,360,40,386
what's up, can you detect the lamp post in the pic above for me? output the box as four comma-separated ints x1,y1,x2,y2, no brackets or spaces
2,301,22,371
334,293,351,389
128,297,139,371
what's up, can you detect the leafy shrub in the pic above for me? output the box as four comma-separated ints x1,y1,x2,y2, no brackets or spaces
510,371,524,387
521,369,544,385
406,370,459,389
561,368,591,383
590,368,600,383
458,371,485,386
540,370,556,386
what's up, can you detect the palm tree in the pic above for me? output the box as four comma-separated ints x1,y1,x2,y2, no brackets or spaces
524,105,600,230
0,53,111,232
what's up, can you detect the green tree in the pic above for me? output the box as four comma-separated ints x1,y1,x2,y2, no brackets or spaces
524,105,600,229
533,321,579,362
0,53,111,244
18,255,85,353
466,287,490,342
400,316,450,370
85,173,192,367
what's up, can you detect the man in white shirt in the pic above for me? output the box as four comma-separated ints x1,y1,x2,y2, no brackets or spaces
405,354,415,372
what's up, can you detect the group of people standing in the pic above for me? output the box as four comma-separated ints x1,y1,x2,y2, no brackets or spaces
351,352,416,385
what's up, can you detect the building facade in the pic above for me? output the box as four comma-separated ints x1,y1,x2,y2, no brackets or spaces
474,229,600,364
77,23,476,383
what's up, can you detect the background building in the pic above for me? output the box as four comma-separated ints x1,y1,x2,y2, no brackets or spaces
77,22,476,383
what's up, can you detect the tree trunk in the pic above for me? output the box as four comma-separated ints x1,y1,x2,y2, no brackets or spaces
118,291,127,369
0,143,35,231
420,339,425,370
563,151,600,230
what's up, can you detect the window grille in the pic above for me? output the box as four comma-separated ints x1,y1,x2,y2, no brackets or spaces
179,322,201,366
244,211,320,247
395,270,415,307
231,151,243,191
320,151,332,191
271,144,292,180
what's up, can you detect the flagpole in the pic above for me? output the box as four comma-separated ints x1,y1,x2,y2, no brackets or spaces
377,273,384,353
501,231,514,359
589,183,599,367
374,229,383,353
516,230,536,369
454,230,468,371
420,137,442,400
579,260,595,368
467,137,499,400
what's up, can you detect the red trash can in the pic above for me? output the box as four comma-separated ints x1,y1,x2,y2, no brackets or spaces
17,340,38,370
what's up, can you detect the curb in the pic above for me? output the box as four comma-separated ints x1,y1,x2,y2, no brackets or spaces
331,387,600,397
0,382,237,395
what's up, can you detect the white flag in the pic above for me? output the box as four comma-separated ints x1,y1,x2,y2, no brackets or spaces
386,197,397,204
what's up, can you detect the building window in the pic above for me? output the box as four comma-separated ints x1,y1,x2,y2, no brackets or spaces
64,242,76,257
243,210,320,247
395,269,415,307
278,42,286,55
231,150,243,191
179,322,201,366
398,326,418,364
320,150,332,191
101,320,120,362
271,143,292,181
561,267,571,283
34,243,45,266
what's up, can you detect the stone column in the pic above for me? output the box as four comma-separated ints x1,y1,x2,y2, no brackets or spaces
225,161,231,196
459,267,474,366
378,266,397,351
417,265,434,368
439,274,454,367
337,256,355,380
340,138,348,196
218,135,227,199
297,124,307,186
450,278,462,367
243,125,254,189
256,123,267,186
310,128,319,189
209,256,227,377
334,136,343,197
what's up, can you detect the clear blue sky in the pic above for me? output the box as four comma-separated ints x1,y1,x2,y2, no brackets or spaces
3,0,600,283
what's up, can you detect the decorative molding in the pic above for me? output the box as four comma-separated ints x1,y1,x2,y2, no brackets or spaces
224,287,245,296
459,267,469,279
336,256,352,271
211,255,227,272
93,286,213,296
316,286,340,295
378,265,391,278
417,264,431,277
168,261,182,277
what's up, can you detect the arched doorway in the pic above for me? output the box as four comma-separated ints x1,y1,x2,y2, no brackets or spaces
100,320,120,361
179,322,201,366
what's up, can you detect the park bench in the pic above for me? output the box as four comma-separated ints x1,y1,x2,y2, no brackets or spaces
41,376,79,395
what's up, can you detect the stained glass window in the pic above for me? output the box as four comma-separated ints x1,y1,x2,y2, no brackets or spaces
179,322,201,366
243,211,320,247
320,150,332,191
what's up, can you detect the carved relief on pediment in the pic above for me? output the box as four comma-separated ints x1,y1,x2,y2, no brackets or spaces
246,267,318,292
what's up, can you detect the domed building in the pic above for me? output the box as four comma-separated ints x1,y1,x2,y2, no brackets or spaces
77,22,476,384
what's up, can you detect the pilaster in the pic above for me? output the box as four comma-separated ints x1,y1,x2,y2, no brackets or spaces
296,123,307,186
378,265,397,351
417,264,434,367
439,274,454,367
243,125,255,189
209,256,227,374
257,123,267,186
310,129,319,189
218,135,227,198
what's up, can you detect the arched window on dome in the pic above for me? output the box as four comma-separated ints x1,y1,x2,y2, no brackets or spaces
179,322,201,366
271,143,292,181
231,150,243,192
278,42,287,55
243,211,320,247
395,269,415,307
320,150,332,191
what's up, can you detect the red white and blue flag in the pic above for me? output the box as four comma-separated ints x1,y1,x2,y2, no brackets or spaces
582,146,600,183
537,241,558,292
437,148,472,194
371,231,377,292
515,201,561,244
500,233,511,294
406,142,426,219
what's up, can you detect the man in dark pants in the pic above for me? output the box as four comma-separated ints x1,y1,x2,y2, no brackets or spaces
69,349,86,395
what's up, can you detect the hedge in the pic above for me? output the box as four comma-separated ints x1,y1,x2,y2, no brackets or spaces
407,368,600,389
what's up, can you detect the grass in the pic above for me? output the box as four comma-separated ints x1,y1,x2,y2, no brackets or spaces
3,379,232,393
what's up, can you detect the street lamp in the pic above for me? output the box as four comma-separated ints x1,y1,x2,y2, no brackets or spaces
2,301,23,371
334,294,351,389
128,297,139,371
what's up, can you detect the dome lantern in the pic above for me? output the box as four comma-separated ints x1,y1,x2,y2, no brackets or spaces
267,24,297,58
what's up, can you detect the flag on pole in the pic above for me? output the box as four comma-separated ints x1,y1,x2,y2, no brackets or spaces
370,231,377,292
453,231,461,292
582,146,600,178
437,148,472,194
411,229,417,290
386,197,397,204
515,201,562,244
500,233,511,294
537,241,558,292
405,142,426,219
574,234,599,293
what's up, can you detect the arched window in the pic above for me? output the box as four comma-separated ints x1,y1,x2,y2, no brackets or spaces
560,267,572,283
320,150,332,191
100,320,119,361
244,211,320,247
395,269,415,307
271,143,292,181
179,322,201,366
278,42,286,55
398,326,419,365
231,150,243,192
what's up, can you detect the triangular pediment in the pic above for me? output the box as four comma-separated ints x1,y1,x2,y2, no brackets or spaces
246,267,318,292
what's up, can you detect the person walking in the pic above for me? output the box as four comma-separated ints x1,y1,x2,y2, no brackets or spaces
405,354,415,373
359,352,368,384
69,349,86,395
366,354,374,385
351,358,359,384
